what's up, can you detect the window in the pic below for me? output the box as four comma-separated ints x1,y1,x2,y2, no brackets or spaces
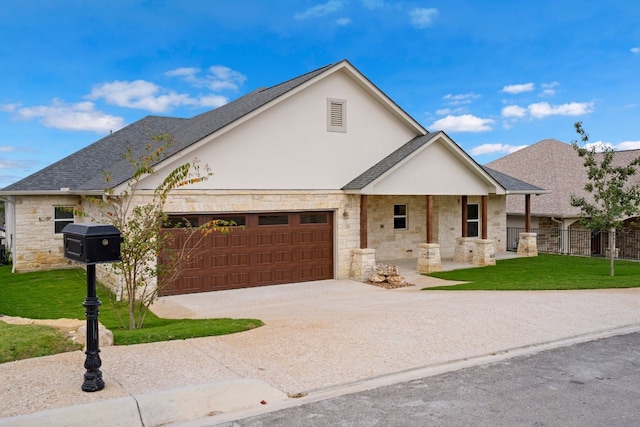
393,204,407,230
327,98,346,132
467,204,479,237
259,215,289,226
54,206,74,234
301,213,328,224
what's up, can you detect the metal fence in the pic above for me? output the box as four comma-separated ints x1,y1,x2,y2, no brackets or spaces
507,227,640,260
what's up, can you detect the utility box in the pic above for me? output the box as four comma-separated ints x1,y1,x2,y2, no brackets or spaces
62,223,121,264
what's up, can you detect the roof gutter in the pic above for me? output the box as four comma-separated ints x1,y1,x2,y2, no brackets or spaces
504,189,552,195
0,189,104,196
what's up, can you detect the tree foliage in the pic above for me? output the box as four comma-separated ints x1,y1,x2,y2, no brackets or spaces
570,122,640,276
77,134,227,329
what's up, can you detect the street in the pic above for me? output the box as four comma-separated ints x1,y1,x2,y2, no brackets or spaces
216,332,640,426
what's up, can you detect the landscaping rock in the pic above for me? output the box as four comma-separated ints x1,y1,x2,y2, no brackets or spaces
366,263,414,289
0,315,113,349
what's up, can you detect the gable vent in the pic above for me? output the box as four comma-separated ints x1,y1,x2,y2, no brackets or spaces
327,98,347,133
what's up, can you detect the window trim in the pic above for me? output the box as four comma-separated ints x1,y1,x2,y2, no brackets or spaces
467,203,479,238
54,206,74,234
327,98,347,133
393,204,407,230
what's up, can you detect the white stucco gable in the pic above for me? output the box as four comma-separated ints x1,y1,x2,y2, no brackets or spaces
343,132,506,196
135,61,427,192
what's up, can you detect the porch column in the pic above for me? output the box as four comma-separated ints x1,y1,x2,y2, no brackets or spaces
517,194,538,256
481,195,488,239
360,195,368,249
461,195,468,237
418,194,441,273
525,194,531,232
426,195,434,243
351,195,376,281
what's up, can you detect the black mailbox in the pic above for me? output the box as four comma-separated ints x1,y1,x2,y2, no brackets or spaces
62,223,121,264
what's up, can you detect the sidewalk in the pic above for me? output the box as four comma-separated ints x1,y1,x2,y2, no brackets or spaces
1,256,640,426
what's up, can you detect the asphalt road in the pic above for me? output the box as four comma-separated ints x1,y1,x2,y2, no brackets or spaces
215,332,640,426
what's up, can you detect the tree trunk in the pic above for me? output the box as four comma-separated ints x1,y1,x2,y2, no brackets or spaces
609,227,616,277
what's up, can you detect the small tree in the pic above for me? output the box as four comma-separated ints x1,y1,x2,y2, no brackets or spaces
79,134,226,329
570,122,640,276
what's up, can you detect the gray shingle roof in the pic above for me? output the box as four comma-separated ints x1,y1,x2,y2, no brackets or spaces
2,116,186,192
482,166,546,193
486,138,640,216
2,62,335,193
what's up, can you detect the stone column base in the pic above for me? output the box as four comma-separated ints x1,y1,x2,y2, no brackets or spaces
472,239,496,266
350,248,376,281
517,232,538,256
453,237,475,263
417,243,442,273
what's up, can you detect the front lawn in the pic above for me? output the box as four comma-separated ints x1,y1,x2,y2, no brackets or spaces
0,264,263,360
426,253,640,290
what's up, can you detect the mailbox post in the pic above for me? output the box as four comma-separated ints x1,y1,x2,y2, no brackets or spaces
62,223,121,392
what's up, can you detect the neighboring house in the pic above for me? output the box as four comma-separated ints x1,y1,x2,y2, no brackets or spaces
487,138,640,257
0,60,541,295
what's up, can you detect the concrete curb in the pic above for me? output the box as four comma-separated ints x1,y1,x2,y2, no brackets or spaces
0,379,288,427
180,324,640,426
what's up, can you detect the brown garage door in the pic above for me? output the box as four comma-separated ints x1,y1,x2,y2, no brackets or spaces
160,211,333,295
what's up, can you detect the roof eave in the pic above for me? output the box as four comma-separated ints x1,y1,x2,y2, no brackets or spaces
0,190,103,196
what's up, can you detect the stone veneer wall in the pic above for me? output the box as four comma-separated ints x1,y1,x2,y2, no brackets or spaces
13,195,82,271
367,195,426,260
365,194,506,260
433,195,506,259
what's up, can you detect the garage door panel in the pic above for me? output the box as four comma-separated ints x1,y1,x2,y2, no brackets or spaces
256,268,293,285
161,211,333,295
256,250,292,264
210,233,244,248
256,232,291,246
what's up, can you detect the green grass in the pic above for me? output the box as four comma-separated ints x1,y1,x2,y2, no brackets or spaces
426,253,640,290
0,322,83,364
0,264,263,361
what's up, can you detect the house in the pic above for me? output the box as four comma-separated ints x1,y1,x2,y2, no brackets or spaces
0,60,542,295
487,138,640,257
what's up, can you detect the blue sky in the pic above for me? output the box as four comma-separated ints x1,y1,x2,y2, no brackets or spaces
1,0,640,188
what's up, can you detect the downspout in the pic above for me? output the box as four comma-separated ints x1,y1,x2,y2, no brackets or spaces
550,217,564,254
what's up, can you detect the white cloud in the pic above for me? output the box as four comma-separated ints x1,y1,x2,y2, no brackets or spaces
409,8,438,28
335,17,351,25
166,65,246,92
583,140,640,152
539,82,559,97
470,143,528,156
528,101,594,118
0,146,17,152
88,80,187,112
585,141,613,152
0,103,21,112
87,80,228,112
198,95,230,108
501,83,535,94
443,92,480,105
294,0,344,20
10,99,125,133
501,105,527,118
615,140,640,150
430,114,494,132
436,108,451,115
631,47,640,54
0,159,28,169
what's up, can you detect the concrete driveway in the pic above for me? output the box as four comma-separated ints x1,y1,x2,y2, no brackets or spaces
150,276,640,395
2,269,640,426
